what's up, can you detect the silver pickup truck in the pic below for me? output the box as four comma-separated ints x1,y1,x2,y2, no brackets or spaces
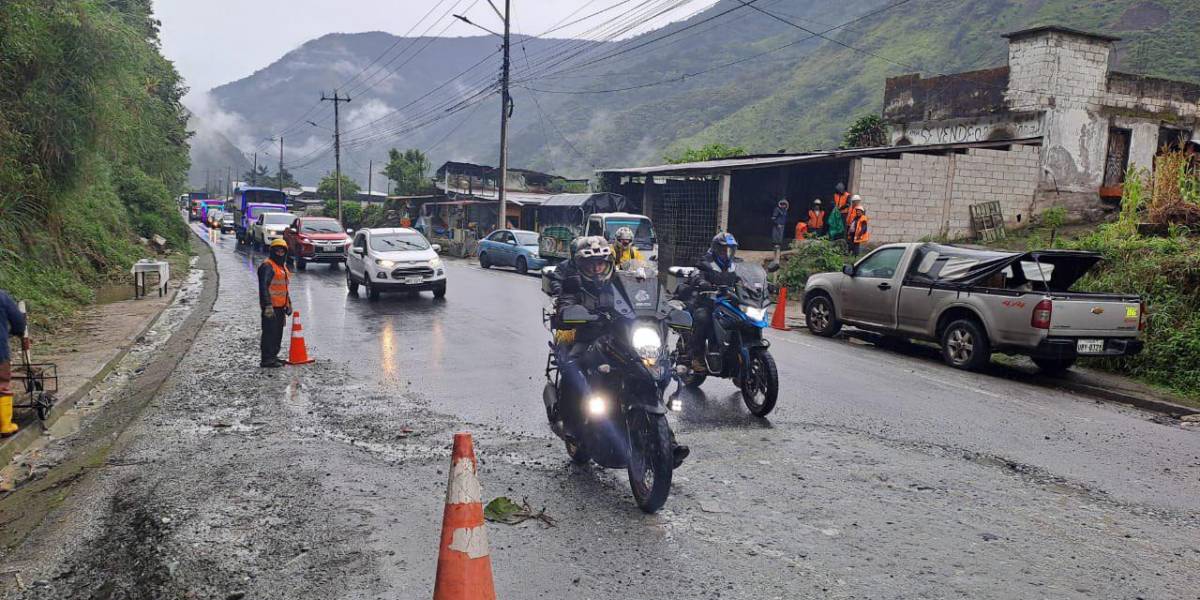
803,242,1145,372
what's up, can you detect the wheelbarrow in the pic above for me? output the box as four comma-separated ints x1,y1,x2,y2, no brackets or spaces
10,303,57,421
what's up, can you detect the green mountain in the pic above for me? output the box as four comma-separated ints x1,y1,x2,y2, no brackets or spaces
203,0,1200,182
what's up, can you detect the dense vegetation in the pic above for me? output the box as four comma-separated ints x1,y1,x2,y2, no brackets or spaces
0,0,190,323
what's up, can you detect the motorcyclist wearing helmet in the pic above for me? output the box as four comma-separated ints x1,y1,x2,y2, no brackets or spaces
677,232,740,372
547,236,689,465
611,226,644,268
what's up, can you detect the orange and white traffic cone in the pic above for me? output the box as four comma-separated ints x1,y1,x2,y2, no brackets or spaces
770,287,789,331
285,311,315,365
433,432,496,600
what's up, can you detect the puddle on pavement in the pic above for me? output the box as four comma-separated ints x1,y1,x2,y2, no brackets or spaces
95,283,136,304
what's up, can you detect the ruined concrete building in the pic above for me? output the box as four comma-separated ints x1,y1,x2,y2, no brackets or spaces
885,25,1200,215
598,26,1200,263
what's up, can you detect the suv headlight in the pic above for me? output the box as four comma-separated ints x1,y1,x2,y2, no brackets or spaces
742,305,767,322
631,326,662,360
375,259,396,268
429,257,443,269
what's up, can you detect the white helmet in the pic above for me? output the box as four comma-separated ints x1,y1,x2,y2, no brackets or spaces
573,236,614,284
614,226,634,246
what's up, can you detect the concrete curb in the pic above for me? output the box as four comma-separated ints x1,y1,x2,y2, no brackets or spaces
0,233,213,467
1044,377,1198,418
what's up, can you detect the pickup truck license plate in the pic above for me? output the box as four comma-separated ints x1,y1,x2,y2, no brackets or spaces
1076,339,1105,354
404,276,422,285
323,245,337,252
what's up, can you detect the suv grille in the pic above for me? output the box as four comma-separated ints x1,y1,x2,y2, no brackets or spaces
391,266,434,279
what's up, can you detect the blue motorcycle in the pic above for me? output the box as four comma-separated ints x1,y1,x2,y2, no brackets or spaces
671,262,780,417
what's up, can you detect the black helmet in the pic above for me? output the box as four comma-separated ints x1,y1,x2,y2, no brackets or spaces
572,236,614,285
710,232,737,268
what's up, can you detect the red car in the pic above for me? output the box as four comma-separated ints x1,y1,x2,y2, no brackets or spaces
284,216,351,270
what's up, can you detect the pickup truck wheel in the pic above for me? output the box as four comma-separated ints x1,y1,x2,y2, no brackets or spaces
941,319,991,371
805,295,841,337
1032,356,1076,374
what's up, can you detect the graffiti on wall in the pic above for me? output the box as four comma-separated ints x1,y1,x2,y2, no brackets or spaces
893,118,1043,145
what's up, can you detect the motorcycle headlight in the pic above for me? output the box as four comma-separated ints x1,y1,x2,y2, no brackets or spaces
742,305,767,322
631,326,662,360
586,395,609,417
375,259,396,268
429,257,443,269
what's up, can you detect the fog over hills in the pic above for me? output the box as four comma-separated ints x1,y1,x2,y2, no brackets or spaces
187,0,1200,188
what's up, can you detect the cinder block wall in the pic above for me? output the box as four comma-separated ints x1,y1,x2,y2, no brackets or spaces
854,144,1041,243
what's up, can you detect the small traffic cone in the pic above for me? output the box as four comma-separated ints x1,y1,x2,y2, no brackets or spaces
285,311,315,365
770,287,789,331
433,433,496,600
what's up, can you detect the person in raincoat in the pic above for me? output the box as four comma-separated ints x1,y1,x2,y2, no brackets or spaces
825,203,846,241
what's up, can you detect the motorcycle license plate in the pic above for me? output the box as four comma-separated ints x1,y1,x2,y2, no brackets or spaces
404,276,422,285
1076,339,1105,354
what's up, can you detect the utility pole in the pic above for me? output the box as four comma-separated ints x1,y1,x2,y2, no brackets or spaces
226,166,232,199
278,136,285,190
205,168,211,196
252,152,258,185
368,160,374,205
321,90,351,224
497,0,511,231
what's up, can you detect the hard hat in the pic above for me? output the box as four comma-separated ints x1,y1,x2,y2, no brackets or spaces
851,194,862,204
813,199,822,206
270,239,288,249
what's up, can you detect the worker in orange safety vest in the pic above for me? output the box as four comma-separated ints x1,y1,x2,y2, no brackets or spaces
832,182,851,229
807,199,827,236
257,239,293,368
846,195,871,256
793,219,809,241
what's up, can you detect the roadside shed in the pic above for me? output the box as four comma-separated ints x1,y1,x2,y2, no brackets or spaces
597,138,1043,268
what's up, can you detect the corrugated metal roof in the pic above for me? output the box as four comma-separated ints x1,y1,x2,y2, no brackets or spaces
596,138,1042,176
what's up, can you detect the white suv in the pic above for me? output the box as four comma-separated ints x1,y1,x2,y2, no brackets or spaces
252,212,296,250
346,228,446,300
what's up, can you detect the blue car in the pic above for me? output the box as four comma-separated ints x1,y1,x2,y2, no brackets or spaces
478,229,546,274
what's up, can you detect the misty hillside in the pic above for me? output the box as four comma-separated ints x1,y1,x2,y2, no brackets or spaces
187,111,252,191
196,0,1200,186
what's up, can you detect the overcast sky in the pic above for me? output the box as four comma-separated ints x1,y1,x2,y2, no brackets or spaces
154,0,720,101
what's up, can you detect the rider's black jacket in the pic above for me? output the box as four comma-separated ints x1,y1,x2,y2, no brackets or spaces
676,251,739,301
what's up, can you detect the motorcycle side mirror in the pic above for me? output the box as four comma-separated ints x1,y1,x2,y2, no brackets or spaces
667,308,693,331
766,260,781,273
560,304,598,325
842,264,855,276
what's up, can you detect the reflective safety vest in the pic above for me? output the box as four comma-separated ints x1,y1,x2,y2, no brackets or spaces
848,210,870,244
268,260,291,309
807,209,825,231
794,221,809,240
833,192,851,214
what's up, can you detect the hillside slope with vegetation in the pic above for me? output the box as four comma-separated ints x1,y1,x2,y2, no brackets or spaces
0,0,190,323
204,0,1200,179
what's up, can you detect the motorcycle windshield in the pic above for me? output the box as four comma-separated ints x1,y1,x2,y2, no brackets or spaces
734,262,770,307
614,261,663,318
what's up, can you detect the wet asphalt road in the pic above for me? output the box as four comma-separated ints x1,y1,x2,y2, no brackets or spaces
4,224,1199,599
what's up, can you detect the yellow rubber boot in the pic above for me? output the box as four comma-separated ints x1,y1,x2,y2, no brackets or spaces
0,395,18,436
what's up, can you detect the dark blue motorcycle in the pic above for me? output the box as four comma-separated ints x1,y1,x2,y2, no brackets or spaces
671,262,780,417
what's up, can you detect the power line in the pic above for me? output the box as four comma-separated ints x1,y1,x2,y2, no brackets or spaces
515,0,916,94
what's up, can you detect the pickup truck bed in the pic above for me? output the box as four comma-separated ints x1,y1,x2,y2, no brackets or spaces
804,242,1144,372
